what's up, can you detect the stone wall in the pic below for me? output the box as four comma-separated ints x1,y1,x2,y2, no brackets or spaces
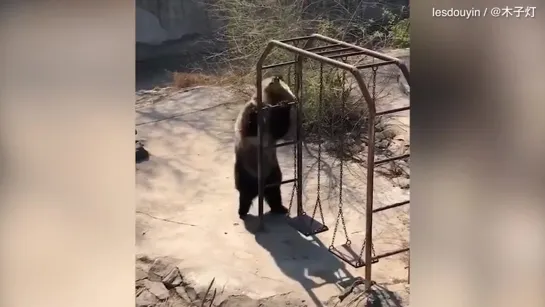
136,0,213,45
136,0,217,61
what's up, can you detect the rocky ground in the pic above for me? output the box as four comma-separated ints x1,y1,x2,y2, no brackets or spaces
136,256,408,307
136,256,309,306
135,49,410,307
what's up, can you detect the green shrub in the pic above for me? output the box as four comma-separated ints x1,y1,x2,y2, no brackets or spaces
389,18,410,48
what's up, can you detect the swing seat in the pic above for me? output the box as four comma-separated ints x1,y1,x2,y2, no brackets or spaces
329,241,379,268
287,213,328,236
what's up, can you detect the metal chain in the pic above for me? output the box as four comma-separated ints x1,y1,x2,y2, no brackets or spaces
329,194,342,248
330,66,350,249
338,153,349,244
358,238,377,261
311,63,326,225
372,66,378,103
339,68,349,244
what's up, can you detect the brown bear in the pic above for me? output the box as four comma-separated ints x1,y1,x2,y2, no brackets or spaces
233,75,297,219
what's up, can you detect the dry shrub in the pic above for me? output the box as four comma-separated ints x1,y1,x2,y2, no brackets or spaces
172,72,218,89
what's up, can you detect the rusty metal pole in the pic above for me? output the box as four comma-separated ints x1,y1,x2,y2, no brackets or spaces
350,70,377,291
255,44,274,232
407,251,410,284
295,56,304,217
364,112,376,291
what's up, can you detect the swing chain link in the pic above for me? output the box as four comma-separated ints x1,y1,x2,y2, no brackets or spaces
358,238,377,261
338,155,350,245
311,63,326,225
316,63,323,202
372,66,378,103
329,66,351,249
340,67,350,245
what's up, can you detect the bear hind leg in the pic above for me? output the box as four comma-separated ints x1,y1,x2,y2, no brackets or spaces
265,165,288,215
238,188,257,220
265,186,288,215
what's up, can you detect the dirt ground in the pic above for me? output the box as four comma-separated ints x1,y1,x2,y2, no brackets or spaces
135,49,410,307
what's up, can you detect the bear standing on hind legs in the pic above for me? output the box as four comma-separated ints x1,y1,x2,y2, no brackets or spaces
233,75,297,220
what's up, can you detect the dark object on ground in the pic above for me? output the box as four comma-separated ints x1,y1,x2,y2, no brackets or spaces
136,140,149,163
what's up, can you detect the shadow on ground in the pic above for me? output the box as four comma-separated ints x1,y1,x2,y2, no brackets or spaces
242,213,361,307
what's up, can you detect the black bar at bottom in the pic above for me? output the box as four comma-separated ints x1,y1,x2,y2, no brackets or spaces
372,247,409,261
376,106,410,116
375,154,410,165
372,200,410,213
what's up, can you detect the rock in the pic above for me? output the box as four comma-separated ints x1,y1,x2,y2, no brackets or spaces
184,286,198,301
258,293,308,307
379,129,396,140
145,280,170,300
218,295,259,307
162,267,183,288
387,139,408,156
136,254,153,263
374,131,385,141
136,289,158,307
135,286,146,297
174,286,200,303
395,177,410,189
136,142,150,163
148,258,182,286
164,295,191,307
364,294,382,307
175,286,193,302
377,140,390,149
148,258,173,280
136,268,148,281
136,278,148,295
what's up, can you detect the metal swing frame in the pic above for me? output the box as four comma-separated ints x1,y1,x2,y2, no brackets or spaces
254,34,410,290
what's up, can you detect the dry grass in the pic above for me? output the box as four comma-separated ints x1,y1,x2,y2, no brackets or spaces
172,72,218,89
172,70,256,101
